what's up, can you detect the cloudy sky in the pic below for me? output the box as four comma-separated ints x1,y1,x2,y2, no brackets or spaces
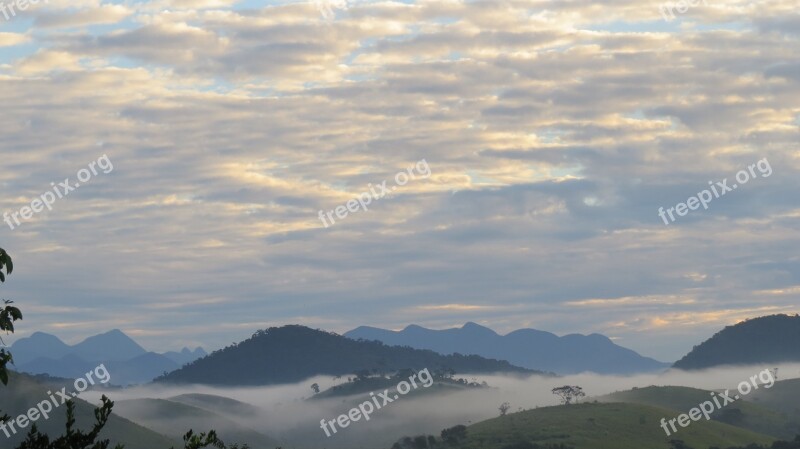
0,0,797,362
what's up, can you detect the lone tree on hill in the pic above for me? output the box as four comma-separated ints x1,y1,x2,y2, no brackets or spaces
551,385,585,405
499,402,511,416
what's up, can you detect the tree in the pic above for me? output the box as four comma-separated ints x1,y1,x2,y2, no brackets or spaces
499,402,511,416
0,247,21,386
551,386,585,405
668,440,694,449
412,435,429,449
310,383,320,394
16,397,124,449
0,247,20,428
440,424,467,444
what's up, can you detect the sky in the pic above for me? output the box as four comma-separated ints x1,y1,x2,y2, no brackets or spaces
0,0,797,362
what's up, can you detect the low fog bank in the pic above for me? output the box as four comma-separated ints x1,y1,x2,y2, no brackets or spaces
78,363,800,449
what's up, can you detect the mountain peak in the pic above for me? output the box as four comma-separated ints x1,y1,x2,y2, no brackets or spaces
73,329,147,362
27,331,64,341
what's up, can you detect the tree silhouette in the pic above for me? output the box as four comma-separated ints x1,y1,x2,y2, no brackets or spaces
499,402,511,416
0,247,20,386
551,386,585,405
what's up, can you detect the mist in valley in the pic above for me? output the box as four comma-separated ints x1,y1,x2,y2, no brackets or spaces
78,363,800,449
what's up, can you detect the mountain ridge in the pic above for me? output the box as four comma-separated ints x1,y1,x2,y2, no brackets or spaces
9,330,207,384
156,325,540,386
346,322,669,374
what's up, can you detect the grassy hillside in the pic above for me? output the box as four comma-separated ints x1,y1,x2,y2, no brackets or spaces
746,378,800,422
168,393,262,417
599,385,799,439
113,398,280,449
0,372,178,449
446,402,775,449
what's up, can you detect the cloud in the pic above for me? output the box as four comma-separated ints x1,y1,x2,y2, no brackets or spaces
0,0,797,363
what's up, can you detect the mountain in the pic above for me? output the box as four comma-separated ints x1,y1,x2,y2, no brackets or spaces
163,347,208,366
71,329,148,361
16,352,180,386
155,325,538,386
9,331,72,365
0,371,179,449
673,314,800,370
10,330,205,384
345,322,669,374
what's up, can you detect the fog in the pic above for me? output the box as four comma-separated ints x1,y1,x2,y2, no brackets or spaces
78,364,800,449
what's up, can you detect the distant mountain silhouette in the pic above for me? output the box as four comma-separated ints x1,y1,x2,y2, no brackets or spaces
10,330,206,384
71,329,148,361
155,325,538,386
163,347,208,366
673,314,800,370
345,322,669,374
10,331,72,365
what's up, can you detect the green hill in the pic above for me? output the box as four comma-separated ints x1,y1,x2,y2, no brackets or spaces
441,402,775,449
747,378,800,423
113,398,280,449
674,315,800,370
598,385,798,439
0,372,178,449
168,393,262,417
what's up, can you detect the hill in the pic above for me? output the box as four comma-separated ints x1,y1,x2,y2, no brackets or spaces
406,402,775,449
747,378,800,422
673,315,800,370
598,385,800,439
167,393,262,416
311,369,487,399
112,398,279,449
155,325,537,386
0,371,178,449
346,322,668,375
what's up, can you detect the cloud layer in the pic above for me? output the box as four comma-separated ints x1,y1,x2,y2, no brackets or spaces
0,0,798,361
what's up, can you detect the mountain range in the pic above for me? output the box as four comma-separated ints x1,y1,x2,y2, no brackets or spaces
345,322,669,374
10,329,206,385
155,325,539,386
